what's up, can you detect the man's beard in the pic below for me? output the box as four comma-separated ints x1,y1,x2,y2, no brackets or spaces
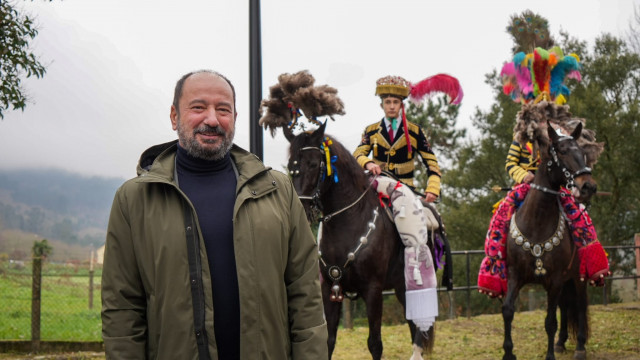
177,122,234,161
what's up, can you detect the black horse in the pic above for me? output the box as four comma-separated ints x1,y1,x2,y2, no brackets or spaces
502,123,596,360
285,122,451,360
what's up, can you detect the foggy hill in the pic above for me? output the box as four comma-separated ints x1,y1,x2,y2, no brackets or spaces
0,168,124,247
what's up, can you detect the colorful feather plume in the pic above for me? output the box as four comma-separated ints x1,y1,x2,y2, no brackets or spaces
408,74,463,105
506,10,554,53
501,46,580,105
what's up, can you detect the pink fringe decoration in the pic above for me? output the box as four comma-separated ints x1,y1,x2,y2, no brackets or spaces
409,74,463,105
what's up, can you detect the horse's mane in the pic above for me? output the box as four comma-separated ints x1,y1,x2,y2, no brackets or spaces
324,134,370,190
514,101,604,166
288,130,369,191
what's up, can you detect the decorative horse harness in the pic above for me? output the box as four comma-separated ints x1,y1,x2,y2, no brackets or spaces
510,136,592,276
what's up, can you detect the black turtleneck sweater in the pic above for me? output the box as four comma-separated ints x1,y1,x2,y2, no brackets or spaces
176,145,239,360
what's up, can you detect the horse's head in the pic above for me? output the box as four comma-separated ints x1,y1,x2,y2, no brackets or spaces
545,122,597,203
287,122,328,222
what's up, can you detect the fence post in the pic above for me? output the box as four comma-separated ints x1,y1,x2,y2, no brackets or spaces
343,298,353,329
31,256,42,352
89,249,95,309
466,251,471,319
635,234,640,300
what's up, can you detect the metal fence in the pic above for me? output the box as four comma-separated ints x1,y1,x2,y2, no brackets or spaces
437,244,640,318
0,260,102,346
0,243,637,346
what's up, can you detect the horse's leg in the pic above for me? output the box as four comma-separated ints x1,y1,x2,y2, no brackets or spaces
554,293,568,354
322,282,342,359
502,276,523,360
573,280,589,360
555,281,571,353
544,284,562,360
394,286,426,360
362,285,384,360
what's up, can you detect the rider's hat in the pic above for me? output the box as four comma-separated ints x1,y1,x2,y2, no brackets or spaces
375,76,411,99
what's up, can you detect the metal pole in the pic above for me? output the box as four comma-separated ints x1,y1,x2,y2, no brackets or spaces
249,0,263,160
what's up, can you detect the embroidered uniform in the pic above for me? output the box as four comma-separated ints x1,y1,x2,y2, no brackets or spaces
505,141,538,184
354,120,441,195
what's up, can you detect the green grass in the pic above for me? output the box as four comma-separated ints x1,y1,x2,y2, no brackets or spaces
0,274,101,341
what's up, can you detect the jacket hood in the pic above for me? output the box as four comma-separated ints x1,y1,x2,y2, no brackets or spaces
135,140,271,190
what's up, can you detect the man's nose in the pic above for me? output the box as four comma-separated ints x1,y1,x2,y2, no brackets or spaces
203,108,220,126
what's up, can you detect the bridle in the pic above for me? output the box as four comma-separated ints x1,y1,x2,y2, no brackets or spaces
530,136,592,198
289,144,375,223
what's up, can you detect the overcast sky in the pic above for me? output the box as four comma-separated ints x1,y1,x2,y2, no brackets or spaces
1,0,638,180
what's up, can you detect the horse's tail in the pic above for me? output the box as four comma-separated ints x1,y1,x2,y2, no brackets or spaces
559,279,590,342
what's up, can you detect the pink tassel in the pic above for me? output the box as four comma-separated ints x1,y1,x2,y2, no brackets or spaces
567,70,582,81
409,74,463,105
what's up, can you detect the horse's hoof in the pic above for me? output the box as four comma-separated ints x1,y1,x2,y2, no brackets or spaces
573,350,586,360
554,344,566,353
502,355,516,360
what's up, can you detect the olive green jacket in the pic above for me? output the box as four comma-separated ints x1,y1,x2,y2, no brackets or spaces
101,140,327,359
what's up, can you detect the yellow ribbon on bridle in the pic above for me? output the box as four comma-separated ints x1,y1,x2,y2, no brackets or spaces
323,138,333,176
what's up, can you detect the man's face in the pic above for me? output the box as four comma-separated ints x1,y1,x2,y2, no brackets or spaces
170,73,237,161
381,96,402,119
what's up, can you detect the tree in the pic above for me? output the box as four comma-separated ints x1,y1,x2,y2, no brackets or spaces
32,238,52,258
0,0,47,119
406,97,466,191
567,34,640,248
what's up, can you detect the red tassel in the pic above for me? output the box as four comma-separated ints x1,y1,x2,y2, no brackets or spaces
402,103,411,156
409,74,463,105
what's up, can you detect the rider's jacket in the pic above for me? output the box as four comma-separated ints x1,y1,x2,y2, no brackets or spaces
505,140,540,184
353,119,441,196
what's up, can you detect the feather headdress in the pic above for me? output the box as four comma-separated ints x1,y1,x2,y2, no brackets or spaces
513,102,603,166
505,11,601,164
500,11,581,105
259,70,345,136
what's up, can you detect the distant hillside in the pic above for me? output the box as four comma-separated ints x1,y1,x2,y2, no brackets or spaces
0,168,124,250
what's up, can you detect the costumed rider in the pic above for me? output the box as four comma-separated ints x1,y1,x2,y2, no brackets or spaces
353,74,463,331
477,15,610,298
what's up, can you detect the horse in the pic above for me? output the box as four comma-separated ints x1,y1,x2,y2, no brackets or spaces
284,122,452,360
502,122,596,360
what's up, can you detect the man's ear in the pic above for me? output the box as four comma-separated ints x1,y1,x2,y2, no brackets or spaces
170,106,178,130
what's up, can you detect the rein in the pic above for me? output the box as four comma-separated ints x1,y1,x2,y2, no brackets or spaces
530,138,591,197
292,145,376,223
320,176,377,223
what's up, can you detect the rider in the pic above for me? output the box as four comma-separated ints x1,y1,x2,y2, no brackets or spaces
353,75,462,337
477,47,610,298
353,74,462,202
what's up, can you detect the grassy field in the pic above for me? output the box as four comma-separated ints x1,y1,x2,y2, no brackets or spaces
1,302,638,359
0,273,101,342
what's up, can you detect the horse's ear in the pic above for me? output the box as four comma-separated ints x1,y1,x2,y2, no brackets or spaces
283,126,295,143
547,121,559,143
570,122,583,140
310,121,327,144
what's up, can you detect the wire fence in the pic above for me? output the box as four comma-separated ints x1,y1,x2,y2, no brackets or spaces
0,242,637,347
0,260,101,345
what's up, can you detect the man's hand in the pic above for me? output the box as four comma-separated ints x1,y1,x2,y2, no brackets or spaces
424,192,438,203
365,162,381,175
523,172,535,184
